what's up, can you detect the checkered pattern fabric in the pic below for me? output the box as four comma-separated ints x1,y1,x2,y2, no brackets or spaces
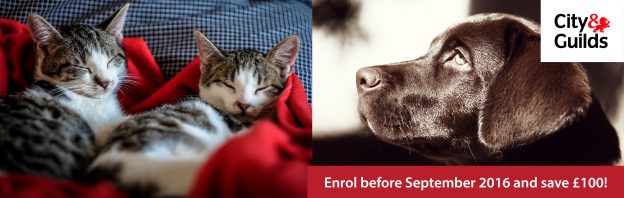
0,0,312,103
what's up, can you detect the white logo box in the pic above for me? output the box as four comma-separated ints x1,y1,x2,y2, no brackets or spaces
541,0,624,62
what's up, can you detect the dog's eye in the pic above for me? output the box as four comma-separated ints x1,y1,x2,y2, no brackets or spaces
444,48,471,72
453,51,467,65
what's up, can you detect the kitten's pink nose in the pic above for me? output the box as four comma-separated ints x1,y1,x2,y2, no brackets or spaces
236,101,250,111
94,76,111,89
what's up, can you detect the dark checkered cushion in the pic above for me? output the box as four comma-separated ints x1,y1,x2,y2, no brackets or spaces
0,0,312,102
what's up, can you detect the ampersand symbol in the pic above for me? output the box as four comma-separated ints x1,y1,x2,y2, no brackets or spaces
588,14,599,28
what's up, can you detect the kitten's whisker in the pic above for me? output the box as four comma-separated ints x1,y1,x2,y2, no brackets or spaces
122,74,142,81
118,83,138,93
120,79,142,86
117,86,135,95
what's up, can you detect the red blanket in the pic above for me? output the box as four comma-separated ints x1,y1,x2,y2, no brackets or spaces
0,18,311,198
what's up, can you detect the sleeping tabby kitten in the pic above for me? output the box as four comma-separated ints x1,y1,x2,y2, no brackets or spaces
89,31,300,197
0,4,129,180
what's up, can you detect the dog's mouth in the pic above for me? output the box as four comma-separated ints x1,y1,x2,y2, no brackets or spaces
359,97,475,164
360,112,417,144
396,140,471,164
359,102,415,134
359,101,405,141
357,86,451,153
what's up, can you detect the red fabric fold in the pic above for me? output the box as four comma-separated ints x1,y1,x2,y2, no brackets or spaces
0,18,35,96
126,58,202,114
116,37,166,110
0,18,311,198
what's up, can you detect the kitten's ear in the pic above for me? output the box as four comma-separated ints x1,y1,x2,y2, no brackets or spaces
27,14,62,52
193,30,225,72
267,35,300,77
100,3,129,42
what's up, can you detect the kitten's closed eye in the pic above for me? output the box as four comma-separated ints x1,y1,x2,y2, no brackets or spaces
255,86,269,94
76,66,92,74
213,80,236,90
224,84,235,90
62,63,92,74
107,54,124,68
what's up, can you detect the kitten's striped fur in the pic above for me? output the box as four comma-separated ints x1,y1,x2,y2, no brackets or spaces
0,4,129,180
89,31,300,197
0,82,94,179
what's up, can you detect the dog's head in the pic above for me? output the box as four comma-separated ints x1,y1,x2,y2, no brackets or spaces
356,13,591,164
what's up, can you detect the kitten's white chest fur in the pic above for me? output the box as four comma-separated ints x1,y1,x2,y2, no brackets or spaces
61,91,125,145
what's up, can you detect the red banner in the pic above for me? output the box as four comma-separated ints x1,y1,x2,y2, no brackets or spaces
308,166,624,198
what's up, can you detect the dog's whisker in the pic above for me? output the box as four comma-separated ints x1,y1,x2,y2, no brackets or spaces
464,140,478,164
383,117,387,127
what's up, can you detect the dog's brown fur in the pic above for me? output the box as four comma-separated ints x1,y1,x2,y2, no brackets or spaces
356,13,620,165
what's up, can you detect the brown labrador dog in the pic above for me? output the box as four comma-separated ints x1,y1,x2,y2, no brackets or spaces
356,13,621,165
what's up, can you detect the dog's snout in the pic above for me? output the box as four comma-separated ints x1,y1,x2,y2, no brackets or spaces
357,67,381,92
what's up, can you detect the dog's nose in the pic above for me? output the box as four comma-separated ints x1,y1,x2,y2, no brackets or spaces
357,67,381,92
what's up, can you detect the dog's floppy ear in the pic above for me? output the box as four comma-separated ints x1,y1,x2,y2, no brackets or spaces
477,18,592,150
